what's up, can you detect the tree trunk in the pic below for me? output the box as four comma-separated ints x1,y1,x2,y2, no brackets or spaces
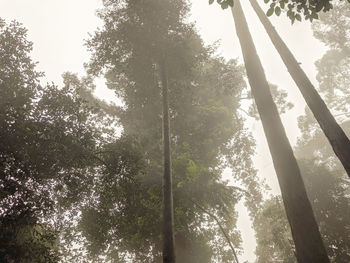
248,0,350,178
231,1,330,262
159,58,176,263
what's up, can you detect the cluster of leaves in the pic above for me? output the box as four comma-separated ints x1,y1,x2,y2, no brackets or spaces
247,83,294,120
0,213,59,263
1,0,266,261
313,0,350,113
78,0,263,262
263,0,333,22
209,0,234,9
0,18,114,262
297,0,350,164
254,197,295,263
254,160,350,263
210,0,349,22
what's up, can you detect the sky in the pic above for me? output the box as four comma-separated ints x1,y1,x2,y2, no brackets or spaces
0,0,327,262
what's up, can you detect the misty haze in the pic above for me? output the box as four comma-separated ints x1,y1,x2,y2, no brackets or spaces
1,0,349,262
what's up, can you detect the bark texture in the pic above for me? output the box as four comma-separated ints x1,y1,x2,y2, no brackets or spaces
160,58,176,263
249,0,350,178
231,1,330,262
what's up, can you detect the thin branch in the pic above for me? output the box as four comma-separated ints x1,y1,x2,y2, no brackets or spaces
237,107,251,117
191,199,240,263
333,111,350,117
91,154,135,182
238,96,251,100
228,185,251,197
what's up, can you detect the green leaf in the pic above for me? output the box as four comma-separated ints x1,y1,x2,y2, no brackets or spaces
177,181,184,188
279,1,285,9
295,14,301,21
221,2,229,9
209,0,214,4
227,0,234,6
267,7,274,16
264,0,269,3
275,6,281,16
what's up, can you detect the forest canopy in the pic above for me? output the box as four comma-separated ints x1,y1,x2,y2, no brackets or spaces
1,0,350,262
213,0,350,22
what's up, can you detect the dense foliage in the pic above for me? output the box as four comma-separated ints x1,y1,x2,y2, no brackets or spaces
78,0,262,262
1,0,262,262
212,0,349,22
3,0,348,262
0,19,112,262
254,160,350,263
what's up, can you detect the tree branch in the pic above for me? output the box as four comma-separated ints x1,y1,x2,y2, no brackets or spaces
191,199,240,263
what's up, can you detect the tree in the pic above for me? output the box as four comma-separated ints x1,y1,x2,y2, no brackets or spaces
312,0,350,113
230,1,330,262
159,57,175,263
246,0,350,179
296,0,350,169
254,197,296,263
254,160,350,263
0,19,107,262
78,0,259,261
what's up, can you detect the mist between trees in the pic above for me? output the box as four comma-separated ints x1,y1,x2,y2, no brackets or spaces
0,0,349,262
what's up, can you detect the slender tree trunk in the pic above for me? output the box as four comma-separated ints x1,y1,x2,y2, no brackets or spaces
248,0,350,178
159,57,176,263
231,1,330,262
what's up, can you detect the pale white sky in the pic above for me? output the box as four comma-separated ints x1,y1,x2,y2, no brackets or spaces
0,0,327,262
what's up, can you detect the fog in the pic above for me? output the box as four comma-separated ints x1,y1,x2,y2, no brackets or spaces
1,0,349,262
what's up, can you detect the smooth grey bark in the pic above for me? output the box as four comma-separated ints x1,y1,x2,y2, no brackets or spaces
231,1,330,262
249,0,350,178
160,58,176,263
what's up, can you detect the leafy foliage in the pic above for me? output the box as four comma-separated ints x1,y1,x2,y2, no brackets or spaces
312,0,350,114
77,0,262,261
297,1,350,166
0,19,109,262
254,197,296,263
247,83,294,120
254,161,350,263
211,0,349,22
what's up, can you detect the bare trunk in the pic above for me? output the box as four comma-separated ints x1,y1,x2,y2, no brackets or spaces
249,0,350,178
231,1,330,262
160,58,176,263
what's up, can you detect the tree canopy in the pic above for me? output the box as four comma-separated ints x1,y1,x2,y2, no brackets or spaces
2,0,349,262
212,0,350,22
0,19,107,262
77,0,262,261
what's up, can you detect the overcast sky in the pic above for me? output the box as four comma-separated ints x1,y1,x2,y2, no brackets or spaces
0,0,327,261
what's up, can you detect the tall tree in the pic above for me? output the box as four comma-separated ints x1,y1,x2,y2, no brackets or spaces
159,57,176,263
0,19,106,262
80,0,257,261
230,1,329,262
247,0,350,179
